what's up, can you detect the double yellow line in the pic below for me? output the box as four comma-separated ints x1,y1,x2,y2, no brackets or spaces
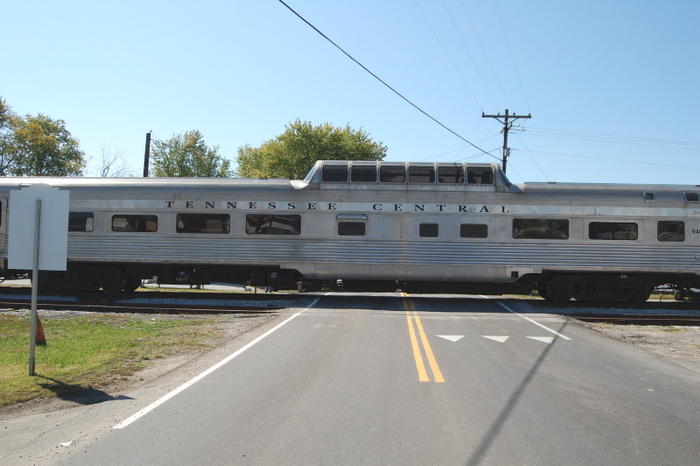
402,293,445,383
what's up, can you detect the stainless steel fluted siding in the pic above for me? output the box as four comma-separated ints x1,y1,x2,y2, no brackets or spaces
67,235,700,272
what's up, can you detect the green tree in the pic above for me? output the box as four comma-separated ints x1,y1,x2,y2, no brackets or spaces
151,130,231,177
236,120,387,179
0,98,13,175
4,112,85,176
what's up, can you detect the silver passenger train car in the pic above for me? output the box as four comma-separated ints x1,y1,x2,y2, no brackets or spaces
0,160,698,302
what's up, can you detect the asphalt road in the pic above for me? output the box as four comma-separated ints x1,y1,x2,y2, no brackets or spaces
61,294,699,465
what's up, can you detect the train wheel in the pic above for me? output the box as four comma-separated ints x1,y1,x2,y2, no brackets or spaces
123,278,142,293
101,269,127,297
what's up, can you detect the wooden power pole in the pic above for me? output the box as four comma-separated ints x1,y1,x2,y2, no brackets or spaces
143,131,152,177
482,109,531,173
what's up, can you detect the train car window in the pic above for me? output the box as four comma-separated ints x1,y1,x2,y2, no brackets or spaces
460,223,488,238
177,213,230,234
351,166,377,182
246,214,301,235
380,166,406,182
69,212,94,232
322,165,348,182
419,223,439,237
588,222,638,240
338,222,366,236
657,221,684,242
408,166,435,183
467,167,494,184
438,166,464,184
112,215,158,232
513,219,569,239
683,192,699,202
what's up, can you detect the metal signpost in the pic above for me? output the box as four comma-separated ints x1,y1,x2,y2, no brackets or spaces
8,185,69,376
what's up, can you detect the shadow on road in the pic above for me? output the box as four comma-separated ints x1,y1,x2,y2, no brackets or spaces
37,376,133,405
465,320,570,466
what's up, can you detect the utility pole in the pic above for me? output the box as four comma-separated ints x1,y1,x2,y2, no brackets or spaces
143,131,152,177
482,109,531,173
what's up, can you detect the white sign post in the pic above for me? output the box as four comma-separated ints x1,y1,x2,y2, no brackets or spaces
8,185,70,376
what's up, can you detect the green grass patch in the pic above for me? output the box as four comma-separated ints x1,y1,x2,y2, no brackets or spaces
0,313,220,406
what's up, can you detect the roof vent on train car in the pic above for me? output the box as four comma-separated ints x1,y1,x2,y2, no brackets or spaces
683,192,699,203
643,191,655,201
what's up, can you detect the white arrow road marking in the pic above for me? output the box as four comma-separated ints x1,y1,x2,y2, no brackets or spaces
436,335,465,342
527,336,554,344
481,335,509,343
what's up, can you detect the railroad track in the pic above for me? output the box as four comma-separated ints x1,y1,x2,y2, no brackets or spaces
0,299,281,314
0,289,697,323
573,314,700,326
0,290,295,314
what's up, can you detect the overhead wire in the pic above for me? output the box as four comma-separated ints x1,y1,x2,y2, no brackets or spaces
527,126,700,146
514,133,549,181
419,133,502,161
459,0,512,106
440,0,497,108
455,0,546,179
524,126,700,150
492,0,530,110
412,0,483,110
275,0,499,161
525,149,700,170
485,0,547,180
455,146,502,162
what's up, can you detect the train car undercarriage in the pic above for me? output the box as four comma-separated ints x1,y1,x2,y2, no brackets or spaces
9,262,697,304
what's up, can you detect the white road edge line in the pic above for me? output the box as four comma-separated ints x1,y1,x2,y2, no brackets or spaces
496,301,571,341
113,297,322,429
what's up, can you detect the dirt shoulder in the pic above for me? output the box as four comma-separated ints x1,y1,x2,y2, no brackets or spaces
582,321,700,372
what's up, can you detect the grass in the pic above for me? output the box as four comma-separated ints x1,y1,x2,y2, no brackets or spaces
0,313,220,406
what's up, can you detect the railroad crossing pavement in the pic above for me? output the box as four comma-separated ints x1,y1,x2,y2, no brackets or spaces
2,294,699,465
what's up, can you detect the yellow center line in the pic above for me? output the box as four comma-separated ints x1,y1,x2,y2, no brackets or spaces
410,302,446,383
402,293,445,383
404,295,429,382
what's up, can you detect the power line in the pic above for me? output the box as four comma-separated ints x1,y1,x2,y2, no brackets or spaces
493,0,530,109
459,0,512,106
275,0,498,161
524,126,700,150
526,149,700,170
514,133,549,181
419,133,502,161
454,146,502,162
413,0,482,110
524,130,700,151
440,0,497,108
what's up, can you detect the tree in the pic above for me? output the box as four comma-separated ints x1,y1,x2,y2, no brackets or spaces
235,120,387,179
151,130,231,177
96,146,131,177
0,98,86,176
0,98,13,175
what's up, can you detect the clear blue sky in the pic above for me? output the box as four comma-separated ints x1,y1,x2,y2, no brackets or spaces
2,0,699,184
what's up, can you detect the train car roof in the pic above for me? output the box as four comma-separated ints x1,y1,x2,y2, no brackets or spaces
0,176,296,190
0,159,696,197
